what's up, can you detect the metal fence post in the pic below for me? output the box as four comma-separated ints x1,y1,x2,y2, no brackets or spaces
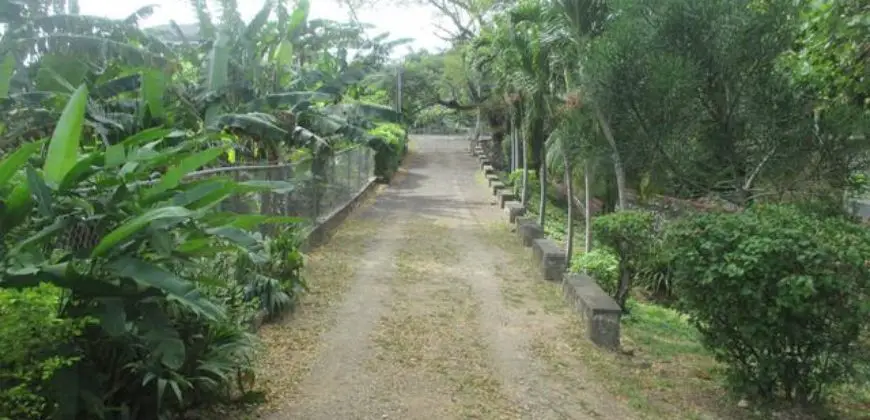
330,154,336,213
356,148,362,190
365,147,371,179
346,149,352,197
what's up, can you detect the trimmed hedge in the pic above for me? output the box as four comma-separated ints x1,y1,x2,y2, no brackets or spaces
368,123,408,181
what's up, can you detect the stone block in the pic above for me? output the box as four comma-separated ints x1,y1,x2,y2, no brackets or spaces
482,164,495,175
562,273,622,350
479,160,490,170
517,219,544,247
497,190,516,208
504,201,525,223
531,238,567,282
515,216,535,230
486,174,500,186
491,181,506,196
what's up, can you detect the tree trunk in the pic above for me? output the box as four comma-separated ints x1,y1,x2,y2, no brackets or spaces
584,160,593,253
538,151,547,227
565,158,574,264
521,120,529,207
594,106,627,211
615,259,631,311
511,116,519,171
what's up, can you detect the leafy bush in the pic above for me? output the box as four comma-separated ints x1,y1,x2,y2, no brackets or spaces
229,227,307,319
368,122,408,180
0,285,86,419
507,169,537,198
570,249,619,295
0,86,302,419
591,210,657,310
668,204,870,403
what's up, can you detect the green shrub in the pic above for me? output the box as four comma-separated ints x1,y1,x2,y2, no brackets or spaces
570,249,619,295
0,285,86,420
0,93,298,419
507,169,537,198
592,210,657,310
229,226,307,319
668,204,870,403
368,123,407,180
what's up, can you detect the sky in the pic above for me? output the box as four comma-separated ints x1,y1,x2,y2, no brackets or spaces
77,0,450,54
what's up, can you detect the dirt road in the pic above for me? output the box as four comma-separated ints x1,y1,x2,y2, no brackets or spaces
254,135,637,420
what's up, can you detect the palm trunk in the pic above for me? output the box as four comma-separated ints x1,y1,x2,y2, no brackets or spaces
538,151,547,227
512,117,519,171
584,160,593,253
565,158,574,264
521,121,529,207
594,106,627,211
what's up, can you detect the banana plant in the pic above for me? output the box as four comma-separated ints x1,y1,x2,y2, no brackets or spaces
0,84,300,418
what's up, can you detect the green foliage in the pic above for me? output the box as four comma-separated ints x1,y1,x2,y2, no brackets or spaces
0,88,302,419
368,122,408,180
506,169,526,191
570,249,619,295
0,285,86,419
591,210,656,310
667,205,870,403
232,227,308,319
781,0,869,112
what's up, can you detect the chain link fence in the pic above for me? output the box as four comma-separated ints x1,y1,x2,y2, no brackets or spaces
203,146,375,224
409,126,471,135
59,146,375,252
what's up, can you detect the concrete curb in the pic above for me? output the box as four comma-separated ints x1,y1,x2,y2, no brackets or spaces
476,157,623,351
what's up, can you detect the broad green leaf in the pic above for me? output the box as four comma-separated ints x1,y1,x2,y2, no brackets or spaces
0,142,40,188
176,238,235,256
140,69,166,119
0,53,15,99
68,196,95,216
25,167,53,217
202,212,304,229
105,144,126,167
96,298,127,337
171,180,230,207
91,206,194,258
274,39,294,67
204,31,231,127
287,0,310,41
154,337,185,370
149,229,174,256
184,187,235,211
121,127,173,148
2,183,32,232
9,216,68,254
206,226,260,248
106,257,222,320
143,148,223,198
43,84,88,187
245,0,274,41
58,153,103,192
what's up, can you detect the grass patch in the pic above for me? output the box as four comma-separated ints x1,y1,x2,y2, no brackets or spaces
481,218,870,420
498,173,584,245
479,220,740,419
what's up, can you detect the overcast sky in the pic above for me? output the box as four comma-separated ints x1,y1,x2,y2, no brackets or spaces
77,0,449,53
